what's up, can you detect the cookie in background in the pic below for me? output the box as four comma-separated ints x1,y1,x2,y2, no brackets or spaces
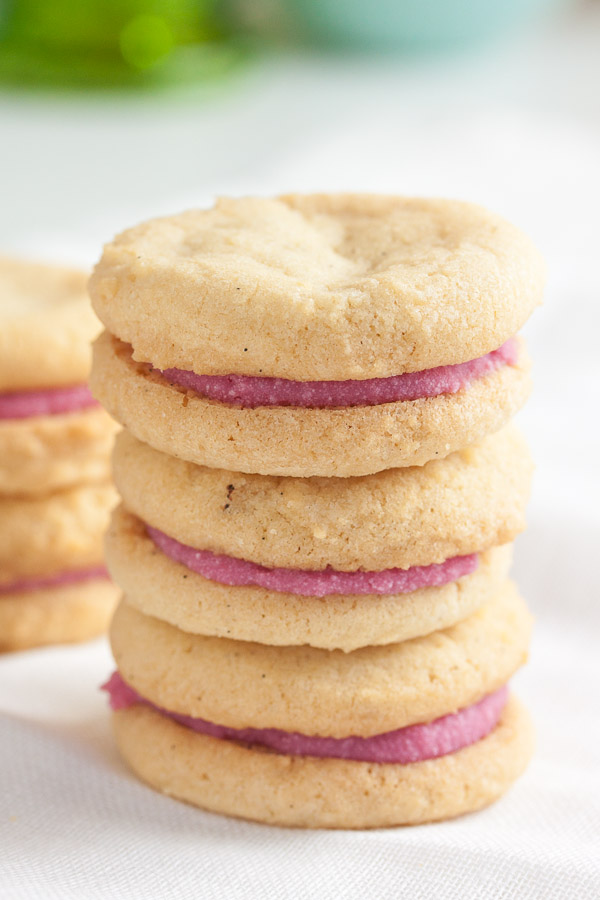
0,257,119,651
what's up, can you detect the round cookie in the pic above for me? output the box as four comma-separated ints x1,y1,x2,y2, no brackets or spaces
92,332,531,477
107,506,512,651
0,257,100,392
112,425,531,571
90,195,544,381
0,482,117,585
0,577,119,652
110,583,532,737
0,406,118,496
112,696,533,828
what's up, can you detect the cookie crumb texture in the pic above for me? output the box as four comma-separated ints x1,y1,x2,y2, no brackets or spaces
106,507,512,650
113,696,534,828
92,332,531,476
90,195,544,381
111,425,532,572
109,584,532,738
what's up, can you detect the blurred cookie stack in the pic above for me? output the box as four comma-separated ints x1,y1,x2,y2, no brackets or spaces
0,258,119,651
92,195,544,828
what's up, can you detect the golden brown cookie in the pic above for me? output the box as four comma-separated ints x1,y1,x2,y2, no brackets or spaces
112,426,531,571
0,256,100,392
0,407,118,496
92,333,531,477
0,482,117,585
112,695,533,828
90,195,544,380
109,583,532,737
0,576,119,652
107,507,512,651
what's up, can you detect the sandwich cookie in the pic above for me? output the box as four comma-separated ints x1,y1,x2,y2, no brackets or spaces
0,257,118,495
0,483,118,650
108,506,512,650
106,426,530,649
90,195,544,476
109,584,531,738
106,584,533,827
92,331,530,477
111,426,532,573
110,695,533,828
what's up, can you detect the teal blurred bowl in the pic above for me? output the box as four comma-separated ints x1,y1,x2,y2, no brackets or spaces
286,0,568,49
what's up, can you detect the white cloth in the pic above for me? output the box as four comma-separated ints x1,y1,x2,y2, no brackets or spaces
1,8,600,897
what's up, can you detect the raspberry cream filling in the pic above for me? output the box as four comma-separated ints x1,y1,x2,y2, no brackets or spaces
0,384,98,420
158,338,518,409
146,525,478,597
0,565,110,596
103,671,508,764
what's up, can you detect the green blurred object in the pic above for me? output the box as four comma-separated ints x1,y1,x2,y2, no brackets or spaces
119,14,175,69
0,0,245,89
284,0,570,49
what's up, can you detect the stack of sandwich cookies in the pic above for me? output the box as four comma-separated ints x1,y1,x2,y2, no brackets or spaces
0,258,119,651
92,194,543,827
103,430,534,827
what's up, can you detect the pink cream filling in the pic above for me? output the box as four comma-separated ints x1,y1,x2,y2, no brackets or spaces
159,338,518,409
0,565,110,596
103,671,508,764
0,384,98,420
146,525,478,597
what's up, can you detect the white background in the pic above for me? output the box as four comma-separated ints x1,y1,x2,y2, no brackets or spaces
1,4,599,897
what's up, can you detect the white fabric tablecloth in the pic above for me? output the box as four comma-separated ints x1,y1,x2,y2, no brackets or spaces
1,8,600,897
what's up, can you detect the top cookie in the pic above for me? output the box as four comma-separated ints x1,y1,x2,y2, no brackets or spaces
90,194,544,381
0,257,100,392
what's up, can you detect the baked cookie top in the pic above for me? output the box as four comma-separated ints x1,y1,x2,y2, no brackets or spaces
0,257,100,391
90,194,544,381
